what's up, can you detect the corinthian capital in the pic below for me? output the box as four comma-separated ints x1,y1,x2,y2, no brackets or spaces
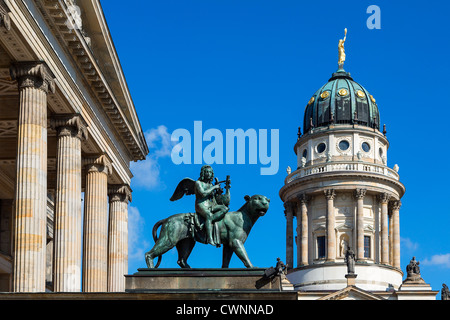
324,189,336,200
51,114,88,140
378,192,391,204
354,188,367,199
10,61,55,93
297,193,310,204
108,184,132,203
390,200,402,211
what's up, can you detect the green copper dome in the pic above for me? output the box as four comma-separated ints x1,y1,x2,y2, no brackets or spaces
303,67,380,134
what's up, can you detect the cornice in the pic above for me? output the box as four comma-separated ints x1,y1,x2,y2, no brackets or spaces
279,170,405,201
34,0,148,161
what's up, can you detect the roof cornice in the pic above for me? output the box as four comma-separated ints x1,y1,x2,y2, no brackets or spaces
35,0,148,161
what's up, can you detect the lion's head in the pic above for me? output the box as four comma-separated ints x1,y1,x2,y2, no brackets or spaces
243,194,270,216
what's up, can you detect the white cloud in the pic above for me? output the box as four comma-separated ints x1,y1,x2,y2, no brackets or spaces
401,237,419,252
128,205,149,263
130,125,174,190
145,125,173,158
422,253,450,268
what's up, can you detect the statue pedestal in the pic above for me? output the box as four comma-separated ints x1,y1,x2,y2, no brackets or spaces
397,279,438,300
125,268,291,292
345,273,357,286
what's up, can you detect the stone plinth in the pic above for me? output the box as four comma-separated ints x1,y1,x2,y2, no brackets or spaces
397,280,438,300
345,273,357,286
125,268,285,292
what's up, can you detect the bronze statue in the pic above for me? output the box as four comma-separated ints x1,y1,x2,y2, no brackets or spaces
144,166,270,268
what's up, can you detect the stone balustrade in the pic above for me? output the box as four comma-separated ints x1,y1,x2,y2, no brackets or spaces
285,161,400,184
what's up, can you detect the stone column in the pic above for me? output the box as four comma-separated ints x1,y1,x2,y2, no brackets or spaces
10,61,55,292
355,188,367,260
51,114,88,292
82,155,112,292
378,193,391,265
391,200,401,269
324,189,336,262
284,201,294,269
389,211,393,265
296,194,309,267
107,184,131,292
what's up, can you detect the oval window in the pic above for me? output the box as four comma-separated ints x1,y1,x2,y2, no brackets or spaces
317,143,326,154
362,142,371,152
338,140,350,151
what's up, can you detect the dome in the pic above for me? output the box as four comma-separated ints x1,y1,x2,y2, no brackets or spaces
303,67,380,134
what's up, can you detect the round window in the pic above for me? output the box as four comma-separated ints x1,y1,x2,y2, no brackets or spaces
316,143,326,154
338,140,350,151
362,142,371,152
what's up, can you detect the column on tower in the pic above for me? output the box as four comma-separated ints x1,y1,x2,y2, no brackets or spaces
389,209,394,265
391,200,401,269
51,114,88,292
107,184,132,292
378,193,391,265
10,61,55,292
284,201,294,269
82,154,112,292
324,189,336,262
296,194,309,267
355,188,367,260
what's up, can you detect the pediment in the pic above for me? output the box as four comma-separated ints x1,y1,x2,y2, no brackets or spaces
318,286,384,300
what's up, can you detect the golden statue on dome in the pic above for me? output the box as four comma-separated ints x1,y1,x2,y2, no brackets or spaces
338,28,347,67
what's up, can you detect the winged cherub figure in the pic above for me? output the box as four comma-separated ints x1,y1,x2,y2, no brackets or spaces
170,165,230,246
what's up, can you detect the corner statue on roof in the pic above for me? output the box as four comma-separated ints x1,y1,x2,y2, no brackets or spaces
145,165,270,268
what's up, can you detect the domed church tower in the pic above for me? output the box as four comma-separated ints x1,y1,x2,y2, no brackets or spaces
279,30,405,292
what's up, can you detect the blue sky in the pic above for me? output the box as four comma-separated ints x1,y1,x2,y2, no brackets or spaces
100,0,450,297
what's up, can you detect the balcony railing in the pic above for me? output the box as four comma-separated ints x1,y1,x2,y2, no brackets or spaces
285,161,400,184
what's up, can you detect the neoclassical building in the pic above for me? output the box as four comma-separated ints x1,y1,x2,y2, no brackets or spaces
279,45,436,298
0,0,148,293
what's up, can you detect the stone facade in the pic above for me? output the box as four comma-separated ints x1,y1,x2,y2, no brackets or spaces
0,1,148,292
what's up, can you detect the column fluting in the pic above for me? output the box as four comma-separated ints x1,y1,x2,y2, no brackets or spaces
51,114,87,292
10,61,54,292
107,184,131,292
82,155,111,292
